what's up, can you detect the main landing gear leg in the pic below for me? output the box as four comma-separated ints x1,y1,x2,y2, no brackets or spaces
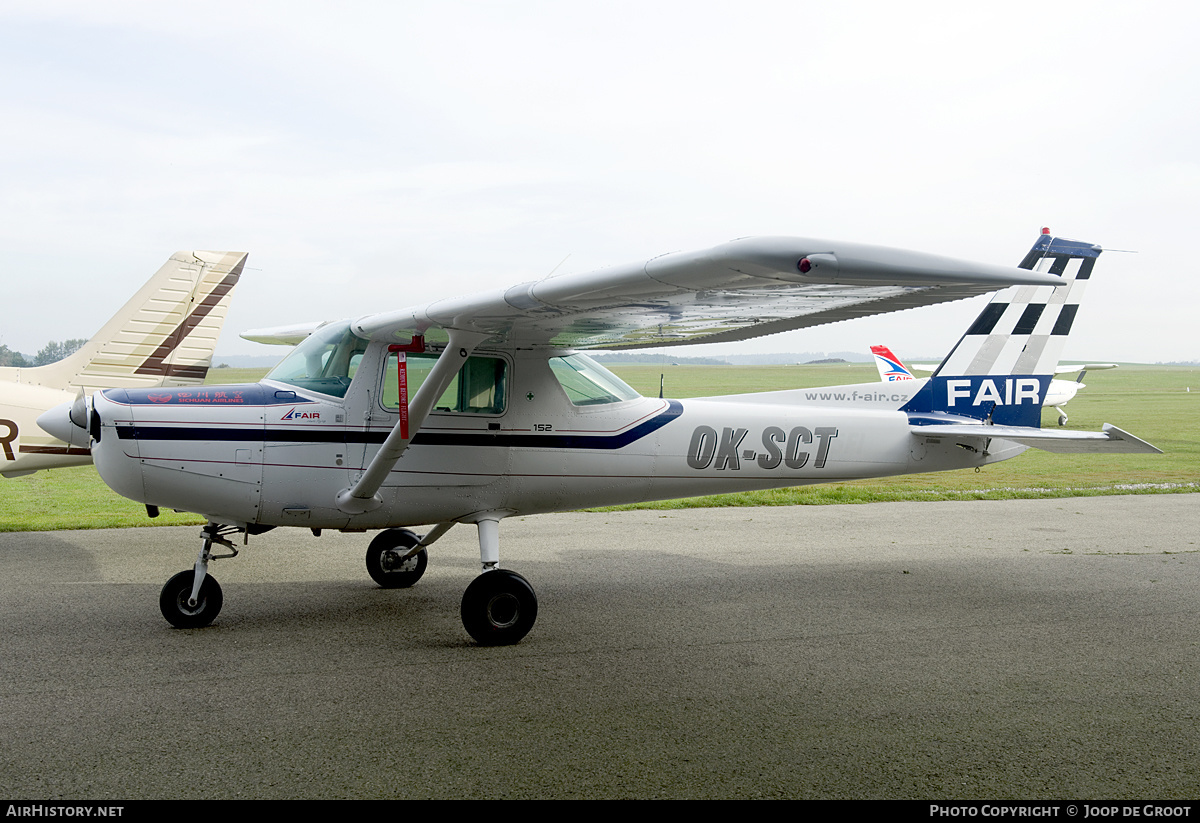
460,517,537,646
159,523,238,629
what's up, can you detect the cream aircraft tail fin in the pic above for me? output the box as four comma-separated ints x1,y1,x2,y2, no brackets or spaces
19,250,246,393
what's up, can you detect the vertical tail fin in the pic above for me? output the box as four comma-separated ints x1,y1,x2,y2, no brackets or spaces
935,229,1099,378
903,230,1100,427
870,344,917,382
23,250,246,392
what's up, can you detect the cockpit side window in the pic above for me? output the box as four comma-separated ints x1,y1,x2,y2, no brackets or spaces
381,351,507,415
265,322,367,399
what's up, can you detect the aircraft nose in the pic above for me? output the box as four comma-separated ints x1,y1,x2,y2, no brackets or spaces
37,400,90,448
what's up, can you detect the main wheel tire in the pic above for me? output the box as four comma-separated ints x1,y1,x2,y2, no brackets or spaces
159,570,223,629
366,529,428,588
461,569,537,646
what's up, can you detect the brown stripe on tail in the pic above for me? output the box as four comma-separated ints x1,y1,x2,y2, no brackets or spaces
135,257,245,378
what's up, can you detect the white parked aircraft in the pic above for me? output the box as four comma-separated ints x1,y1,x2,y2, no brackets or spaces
1040,363,1119,425
41,230,1159,644
1,250,246,478
870,344,919,382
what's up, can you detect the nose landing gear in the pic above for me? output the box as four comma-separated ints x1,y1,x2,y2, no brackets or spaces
159,570,223,629
158,523,240,629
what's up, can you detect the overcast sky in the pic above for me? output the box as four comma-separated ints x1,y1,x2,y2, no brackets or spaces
1,1,1196,364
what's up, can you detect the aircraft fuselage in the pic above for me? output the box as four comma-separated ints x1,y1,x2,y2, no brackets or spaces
89,342,1014,529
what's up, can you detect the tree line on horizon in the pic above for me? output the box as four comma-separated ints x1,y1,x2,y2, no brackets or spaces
0,339,87,368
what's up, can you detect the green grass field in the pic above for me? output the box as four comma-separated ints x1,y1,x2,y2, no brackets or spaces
2,363,1196,531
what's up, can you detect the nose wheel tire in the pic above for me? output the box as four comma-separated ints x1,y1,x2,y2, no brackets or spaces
159,570,223,629
366,529,428,588
461,569,537,646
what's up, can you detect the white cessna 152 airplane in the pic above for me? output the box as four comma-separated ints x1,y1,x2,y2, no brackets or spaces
40,229,1160,645
2,250,246,477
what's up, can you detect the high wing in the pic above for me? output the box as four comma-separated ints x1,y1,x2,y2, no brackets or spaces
243,237,1063,350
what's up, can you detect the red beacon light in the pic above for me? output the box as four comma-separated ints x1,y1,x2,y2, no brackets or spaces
1041,227,1051,235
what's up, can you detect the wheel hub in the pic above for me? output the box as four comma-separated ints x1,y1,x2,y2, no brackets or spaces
485,592,520,628
381,550,418,573
178,591,206,615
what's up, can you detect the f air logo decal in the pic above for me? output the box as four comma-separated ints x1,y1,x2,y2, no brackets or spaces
687,425,838,471
915,375,1051,428
945,378,1042,407
282,407,321,421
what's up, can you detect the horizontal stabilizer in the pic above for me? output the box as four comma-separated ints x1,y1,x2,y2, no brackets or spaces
1055,363,1117,374
241,320,333,345
911,423,1162,454
909,362,1117,376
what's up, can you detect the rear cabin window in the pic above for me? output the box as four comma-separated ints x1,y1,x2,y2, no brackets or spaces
549,354,640,406
382,352,507,415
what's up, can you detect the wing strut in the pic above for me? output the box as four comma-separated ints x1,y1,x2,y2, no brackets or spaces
336,329,491,514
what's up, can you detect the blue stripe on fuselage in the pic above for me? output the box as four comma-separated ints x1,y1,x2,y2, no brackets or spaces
116,400,684,450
